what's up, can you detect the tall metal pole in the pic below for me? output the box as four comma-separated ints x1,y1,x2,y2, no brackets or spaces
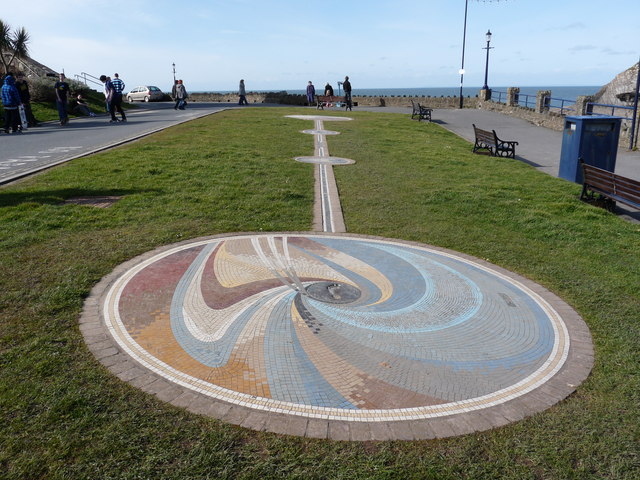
482,30,492,90
629,57,639,150
459,0,469,109
172,63,176,83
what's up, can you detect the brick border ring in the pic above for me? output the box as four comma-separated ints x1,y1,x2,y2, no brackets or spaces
80,232,593,441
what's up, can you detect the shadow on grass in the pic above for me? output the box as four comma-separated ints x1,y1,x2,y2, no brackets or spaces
0,188,156,207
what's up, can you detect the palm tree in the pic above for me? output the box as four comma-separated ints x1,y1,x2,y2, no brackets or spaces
0,19,30,74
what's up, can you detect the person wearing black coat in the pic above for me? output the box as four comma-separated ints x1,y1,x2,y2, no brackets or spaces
15,73,38,127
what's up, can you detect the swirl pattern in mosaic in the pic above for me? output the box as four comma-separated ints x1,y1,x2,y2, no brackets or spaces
103,234,569,421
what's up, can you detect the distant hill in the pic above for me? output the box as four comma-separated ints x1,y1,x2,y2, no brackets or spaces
593,62,639,105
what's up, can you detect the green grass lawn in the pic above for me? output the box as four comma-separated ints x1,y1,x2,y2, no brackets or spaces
0,108,638,480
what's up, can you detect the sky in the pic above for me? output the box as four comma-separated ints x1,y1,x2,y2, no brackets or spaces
2,0,639,93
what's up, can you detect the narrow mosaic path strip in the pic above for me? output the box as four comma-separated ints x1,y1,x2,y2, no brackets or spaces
285,115,354,232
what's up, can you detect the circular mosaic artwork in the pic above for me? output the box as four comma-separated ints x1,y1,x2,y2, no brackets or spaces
100,233,580,424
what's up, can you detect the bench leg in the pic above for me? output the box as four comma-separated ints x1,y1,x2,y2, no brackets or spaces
580,187,617,212
497,150,515,158
579,184,590,202
473,142,494,156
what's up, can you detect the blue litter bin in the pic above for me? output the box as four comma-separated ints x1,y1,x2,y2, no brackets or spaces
558,115,622,183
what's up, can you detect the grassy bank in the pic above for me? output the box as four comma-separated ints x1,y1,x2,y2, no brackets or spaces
0,108,638,479
1,88,133,124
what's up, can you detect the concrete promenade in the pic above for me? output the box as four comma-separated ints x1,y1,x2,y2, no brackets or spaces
0,102,229,185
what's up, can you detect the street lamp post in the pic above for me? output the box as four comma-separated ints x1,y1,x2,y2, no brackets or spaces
482,30,493,92
629,57,640,150
459,0,469,109
172,63,176,84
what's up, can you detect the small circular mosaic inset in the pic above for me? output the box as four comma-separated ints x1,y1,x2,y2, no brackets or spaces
295,156,355,165
101,234,576,423
301,129,340,135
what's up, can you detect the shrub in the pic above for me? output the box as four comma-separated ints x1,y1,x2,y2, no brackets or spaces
28,76,57,102
27,76,93,102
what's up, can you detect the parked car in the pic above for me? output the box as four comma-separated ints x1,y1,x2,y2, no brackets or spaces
126,86,164,102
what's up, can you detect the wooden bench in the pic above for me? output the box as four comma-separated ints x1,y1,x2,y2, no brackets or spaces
316,95,352,111
580,159,640,212
410,100,432,122
472,124,518,158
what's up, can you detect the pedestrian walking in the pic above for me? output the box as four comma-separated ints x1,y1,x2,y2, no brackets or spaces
15,73,38,127
111,73,125,97
172,79,188,110
108,73,127,122
171,80,178,106
343,75,352,111
238,79,248,105
54,73,70,125
2,73,22,134
306,81,316,105
102,76,111,113
100,74,125,123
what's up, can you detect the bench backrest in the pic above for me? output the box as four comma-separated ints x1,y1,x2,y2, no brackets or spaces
318,95,346,101
582,162,640,206
473,124,496,144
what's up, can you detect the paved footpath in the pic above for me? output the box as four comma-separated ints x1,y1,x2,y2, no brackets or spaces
0,102,236,185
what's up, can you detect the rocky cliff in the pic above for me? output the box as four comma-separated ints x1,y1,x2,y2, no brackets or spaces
593,62,639,105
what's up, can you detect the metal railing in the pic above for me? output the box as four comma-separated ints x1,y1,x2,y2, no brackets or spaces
74,72,103,88
546,96,576,115
586,102,634,116
489,90,638,150
492,90,576,115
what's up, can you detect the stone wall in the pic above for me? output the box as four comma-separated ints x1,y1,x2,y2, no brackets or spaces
190,82,637,149
189,91,473,109
190,91,306,105
351,95,476,108
477,94,566,130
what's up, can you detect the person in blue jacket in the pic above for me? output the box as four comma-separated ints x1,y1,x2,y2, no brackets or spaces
2,73,23,134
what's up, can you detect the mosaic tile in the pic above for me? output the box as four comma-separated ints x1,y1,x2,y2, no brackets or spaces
100,233,581,424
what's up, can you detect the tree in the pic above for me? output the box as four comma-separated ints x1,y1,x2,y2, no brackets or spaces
0,19,30,74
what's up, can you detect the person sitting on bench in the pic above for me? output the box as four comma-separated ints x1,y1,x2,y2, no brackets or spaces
324,82,334,107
